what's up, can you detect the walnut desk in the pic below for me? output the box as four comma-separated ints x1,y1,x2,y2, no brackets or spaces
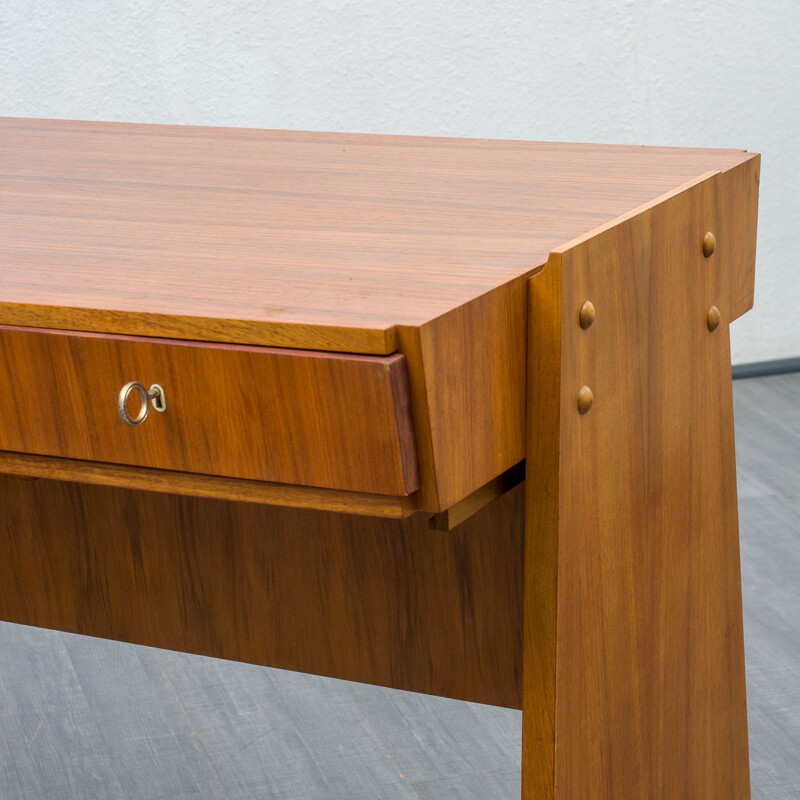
0,118,759,799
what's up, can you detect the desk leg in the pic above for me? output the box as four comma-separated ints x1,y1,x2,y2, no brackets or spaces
522,178,751,798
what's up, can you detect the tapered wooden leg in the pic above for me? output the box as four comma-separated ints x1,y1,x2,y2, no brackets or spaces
522,174,751,798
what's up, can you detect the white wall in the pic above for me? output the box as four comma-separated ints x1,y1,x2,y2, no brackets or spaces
1,0,798,364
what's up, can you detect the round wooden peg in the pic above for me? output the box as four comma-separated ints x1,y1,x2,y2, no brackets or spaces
707,306,721,332
703,231,716,258
578,385,594,414
579,300,596,329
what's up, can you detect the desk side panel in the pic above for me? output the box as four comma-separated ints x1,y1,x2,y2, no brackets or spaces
522,171,751,798
719,154,760,320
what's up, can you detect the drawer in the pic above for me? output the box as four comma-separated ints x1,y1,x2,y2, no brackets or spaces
0,326,419,496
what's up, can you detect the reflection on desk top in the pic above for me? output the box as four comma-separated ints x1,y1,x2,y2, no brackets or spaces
0,117,757,354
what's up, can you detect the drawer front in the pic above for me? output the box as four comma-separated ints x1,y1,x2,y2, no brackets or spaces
0,326,419,495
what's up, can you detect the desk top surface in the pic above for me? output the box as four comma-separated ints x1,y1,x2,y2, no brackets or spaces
0,117,756,353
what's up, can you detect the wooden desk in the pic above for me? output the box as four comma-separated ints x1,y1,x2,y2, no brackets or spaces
0,118,759,798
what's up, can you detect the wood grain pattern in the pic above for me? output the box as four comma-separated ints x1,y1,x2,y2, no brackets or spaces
0,117,760,511
400,278,528,510
522,173,750,798
716,155,761,321
0,325,419,496
405,153,759,512
522,258,562,799
429,460,524,531
0,474,524,709
0,451,415,519
0,117,757,354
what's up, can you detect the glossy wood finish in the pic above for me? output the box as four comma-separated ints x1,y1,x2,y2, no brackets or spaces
0,120,762,797
399,280,528,510
0,474,524,709
0,325,419,496
0,117,757,354
0,451,415,519
408,153,758,512
0,118,760,510
523,174,750,798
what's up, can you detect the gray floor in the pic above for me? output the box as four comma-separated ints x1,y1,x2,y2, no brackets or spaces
1,373,799,799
